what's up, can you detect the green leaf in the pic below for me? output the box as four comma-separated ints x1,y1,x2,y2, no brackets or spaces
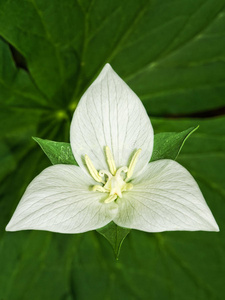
96,222,130,260
33,137,77,165
1,1,225,299
151,126,199,162
0,1,224,114
0,2,81,101
0,39,46,140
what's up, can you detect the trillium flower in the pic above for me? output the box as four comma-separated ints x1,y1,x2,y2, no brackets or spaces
6,64,219,233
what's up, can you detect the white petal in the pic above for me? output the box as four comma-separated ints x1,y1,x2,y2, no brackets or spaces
114,160,219,232
70,64,153,177
6,165,118,233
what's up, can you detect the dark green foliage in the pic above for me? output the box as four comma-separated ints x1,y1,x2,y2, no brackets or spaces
0,0,225,299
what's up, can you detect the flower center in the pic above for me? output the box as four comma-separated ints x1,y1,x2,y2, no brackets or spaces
84,146,141,203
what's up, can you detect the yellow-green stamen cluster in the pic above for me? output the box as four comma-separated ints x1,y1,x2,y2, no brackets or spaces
85,146,141,203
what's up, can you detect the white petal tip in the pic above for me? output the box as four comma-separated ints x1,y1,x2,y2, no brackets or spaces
103,63,112,69
203,216,220,232
210,223,220,232
89,64,113,87
5,220,22,231
98,63,114,79
5,223,15,232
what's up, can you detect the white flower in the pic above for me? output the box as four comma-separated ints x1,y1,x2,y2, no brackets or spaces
6,64,219,233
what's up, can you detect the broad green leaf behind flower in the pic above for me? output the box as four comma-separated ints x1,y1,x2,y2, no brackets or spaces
32,137,78,165
150,126,199,162
0,1,224,297
0,0,225,300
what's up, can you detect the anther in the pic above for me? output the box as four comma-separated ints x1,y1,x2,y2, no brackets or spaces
126,149,142,181
85,155,103,183
105,146,116,175
104,194,118,203
92,185,107,193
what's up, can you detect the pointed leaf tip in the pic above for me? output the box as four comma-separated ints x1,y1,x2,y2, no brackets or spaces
151,126,199,162
33,137,78,165
97,222,131,259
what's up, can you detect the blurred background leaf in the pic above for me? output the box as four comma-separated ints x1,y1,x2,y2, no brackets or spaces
0,0,225,299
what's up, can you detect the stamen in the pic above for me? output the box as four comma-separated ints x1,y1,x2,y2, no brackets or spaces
104,194,118,203
126,149,142,181
85,154,103,183
92,185,107,193
105,146,116,175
